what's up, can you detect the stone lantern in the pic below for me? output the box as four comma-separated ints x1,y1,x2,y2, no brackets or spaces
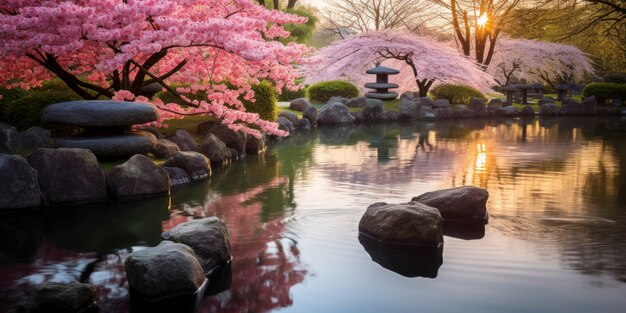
555,85,571,101
364,65,400,100
502,86,518,107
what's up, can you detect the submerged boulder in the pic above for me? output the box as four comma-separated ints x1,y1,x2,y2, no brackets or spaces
106,154,171,200
163,151,211,181
199,134,232,165
277,116,295,135
162,217,232,273
163,166,192,187
246,134,266,155
411,186,489,221
197,121,247,156
303,106,318,127
358,202,443,247
0,154,41,210
27,148,107,205
11,282,97,313
125,241,206,301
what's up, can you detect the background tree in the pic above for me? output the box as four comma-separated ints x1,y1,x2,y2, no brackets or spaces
487,37,594,88
304,30,495,97
0,0,310,137
321,0,433,38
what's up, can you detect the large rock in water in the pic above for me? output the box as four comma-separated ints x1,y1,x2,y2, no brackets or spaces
10,282,97,313
163,166,191,186
345,97,367,108
167,129,199,152
277,116,295,134
125,241,206,301
14,126,52,156
398,99,420,120
303,105,318,127
539,103,559,115
246,134,266,155
358,202,443,247
468,97,487,117
153,138,180,159
197,121,247,156
106,154,171,200
55,131,157,158
361,98,386,122
0,154,42,210
317,102,355,125
199,134,231,165
411,186,489,221
163,151,211,180
42,100,158,126
278,111,299,125
27,148,107,205
162,217,232,273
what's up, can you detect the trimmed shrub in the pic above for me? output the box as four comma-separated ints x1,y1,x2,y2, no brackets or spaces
307,80,359,103
0,87,27,121
4,89,81,130
582,82,626,102
603,72,626,84
430,84,486,105
242,81,278,122
278,85,307,101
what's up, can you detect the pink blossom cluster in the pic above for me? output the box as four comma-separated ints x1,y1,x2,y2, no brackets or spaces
0,0,309,137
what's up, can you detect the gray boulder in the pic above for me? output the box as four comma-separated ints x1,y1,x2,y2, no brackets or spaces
487,105,506,117
296,118,311,130
163,151,211,181
419,97,434,108
488,99,503,107
433,99,450,109
289,98,310,111
278,111,299,125
539,103,559,115
358,202,443,247
106,154,170,200
27,148,107,205
14,126,52,156
520,105,535,116
400,91,419,101
434,108,453,120
55,131,157,158
42,100,158,127
346,97,367,108
328,96,348,104
0,154,41,210
199,134,231,165
11,282,97,313
503,106,519,116
277,116,295,134
153,138,180,159
361,98,386,122
303,105,318,127
246,134,266,155
167,129,199,152
398,100,420,120
318,102,355,125
0,122,17,154
162,217,232,273
418,106,435,120
468,97,487,116
197,121,247,156
125,241,206,301
412,186,489,221
163,167,192,186
580,96,598,114
385,110,400,121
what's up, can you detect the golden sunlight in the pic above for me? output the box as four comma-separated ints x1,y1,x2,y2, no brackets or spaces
477,13,488,28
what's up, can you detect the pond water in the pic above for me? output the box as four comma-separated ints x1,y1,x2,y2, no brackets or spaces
2,116,626,313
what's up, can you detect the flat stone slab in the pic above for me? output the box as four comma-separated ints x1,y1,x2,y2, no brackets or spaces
364,83,399,89
365,92,398,100
366,66,400,75
42,100,158,127
55,131,157,158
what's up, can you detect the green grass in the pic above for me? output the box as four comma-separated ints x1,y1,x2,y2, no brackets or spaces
161,115,215,136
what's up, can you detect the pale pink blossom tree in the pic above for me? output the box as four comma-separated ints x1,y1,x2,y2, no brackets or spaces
0,0,311,137
487,37,594,88
303,30,495,97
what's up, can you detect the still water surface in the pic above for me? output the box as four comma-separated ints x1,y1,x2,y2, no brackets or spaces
1,117,626,312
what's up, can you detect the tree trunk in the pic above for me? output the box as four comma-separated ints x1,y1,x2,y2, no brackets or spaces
273,0,279,10
287,0,297,9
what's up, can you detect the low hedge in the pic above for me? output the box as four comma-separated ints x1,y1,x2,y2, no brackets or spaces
430,84,486,104
307,80,359,103
242,81,277,122
582,82,626,102
278,85,307,101
4,89,81,130
603,72,626,84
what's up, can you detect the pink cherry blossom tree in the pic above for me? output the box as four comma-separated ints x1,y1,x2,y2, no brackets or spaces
487,37,594,88
0,0,311,137
303,30,495,97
